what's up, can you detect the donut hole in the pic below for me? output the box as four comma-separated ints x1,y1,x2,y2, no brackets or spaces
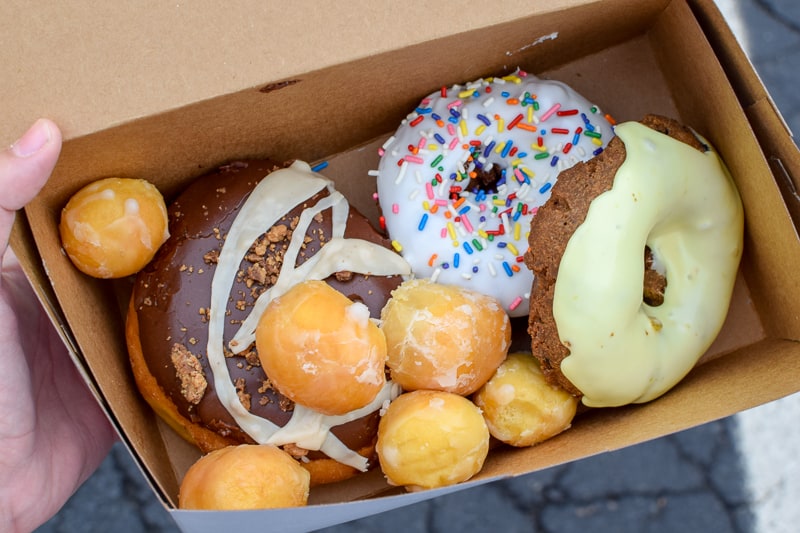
255,280,387,416
643,246,667,307
381,279,511,395
467,162,505,194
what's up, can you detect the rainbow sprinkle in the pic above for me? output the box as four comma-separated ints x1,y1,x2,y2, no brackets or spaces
373,69,614,315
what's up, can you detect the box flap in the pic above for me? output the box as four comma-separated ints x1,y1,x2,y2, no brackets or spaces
0,0,597,146
8,212,100,399
687,0,789,132
687,0,800,203
9,211,176,507
682,0,800,339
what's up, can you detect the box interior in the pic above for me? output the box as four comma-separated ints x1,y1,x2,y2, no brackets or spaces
13,0,800,518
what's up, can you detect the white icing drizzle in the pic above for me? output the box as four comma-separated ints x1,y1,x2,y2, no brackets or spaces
206,161,409,469
229,190,345,352
267,382,402,471
230,184,410,352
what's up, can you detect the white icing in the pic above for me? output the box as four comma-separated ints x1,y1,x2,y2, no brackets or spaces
124,197,140,215
506,32,560,56
495,383,516,405
205,161,408,469
346,300,371,329
267,382,401,471
376,70,614,316
554,122,744,407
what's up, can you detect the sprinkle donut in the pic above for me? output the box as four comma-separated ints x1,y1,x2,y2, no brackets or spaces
375,70,614,316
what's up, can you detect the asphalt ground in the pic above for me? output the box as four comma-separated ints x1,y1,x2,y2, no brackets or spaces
35,1,800,531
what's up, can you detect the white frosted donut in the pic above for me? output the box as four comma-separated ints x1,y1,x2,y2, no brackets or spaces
375,70,614,316
554,122,744,407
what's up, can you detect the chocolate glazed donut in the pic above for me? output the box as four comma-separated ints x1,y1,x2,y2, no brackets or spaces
126,160,405,485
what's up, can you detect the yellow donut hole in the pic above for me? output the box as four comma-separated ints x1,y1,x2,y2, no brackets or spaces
256,280,387,415
473,352,578,447
380,278,511,395
178,444,310,510
376,390,489,490
59,177,169,278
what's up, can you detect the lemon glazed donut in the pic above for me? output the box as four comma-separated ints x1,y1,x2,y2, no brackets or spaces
525,115,744,408
374,70,614,316
127,159,410,484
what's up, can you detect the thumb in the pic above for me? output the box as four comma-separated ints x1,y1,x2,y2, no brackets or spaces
0,119,63,211
0,119,63,257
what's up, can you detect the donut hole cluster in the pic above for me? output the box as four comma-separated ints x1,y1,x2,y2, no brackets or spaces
369,278,575,491
255,276,521,492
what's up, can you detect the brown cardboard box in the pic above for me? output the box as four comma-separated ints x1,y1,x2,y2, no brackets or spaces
5,0,800,530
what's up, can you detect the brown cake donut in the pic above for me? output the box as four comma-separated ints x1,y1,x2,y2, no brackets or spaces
525,115,706,397
126,159,408,485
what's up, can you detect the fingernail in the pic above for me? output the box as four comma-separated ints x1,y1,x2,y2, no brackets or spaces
10,119,52,158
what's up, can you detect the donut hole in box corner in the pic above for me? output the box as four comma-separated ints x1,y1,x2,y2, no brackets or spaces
9,0,800,531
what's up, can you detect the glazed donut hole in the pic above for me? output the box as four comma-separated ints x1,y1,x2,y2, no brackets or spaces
255,280,387,416
473,352,577,447
376,390,490,490
380,278,511,395
179,444,310,510
59,177,169,278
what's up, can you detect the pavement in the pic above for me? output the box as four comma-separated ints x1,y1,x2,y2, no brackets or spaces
34,1,800,532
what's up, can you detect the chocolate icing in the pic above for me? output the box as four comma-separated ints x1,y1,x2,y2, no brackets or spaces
132,160,402,456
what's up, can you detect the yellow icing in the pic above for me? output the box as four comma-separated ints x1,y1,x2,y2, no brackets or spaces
553,122,744,407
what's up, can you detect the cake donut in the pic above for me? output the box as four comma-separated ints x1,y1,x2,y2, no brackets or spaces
126,159,410,484
525,115,744,407
375,70,614,316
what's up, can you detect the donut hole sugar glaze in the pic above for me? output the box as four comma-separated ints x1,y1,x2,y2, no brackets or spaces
375,70,614,316
128,160,409,482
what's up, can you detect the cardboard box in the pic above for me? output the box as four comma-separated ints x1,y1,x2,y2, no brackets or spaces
6,0,800,530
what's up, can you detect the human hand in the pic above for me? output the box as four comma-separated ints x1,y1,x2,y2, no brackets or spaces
0,119,116,532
